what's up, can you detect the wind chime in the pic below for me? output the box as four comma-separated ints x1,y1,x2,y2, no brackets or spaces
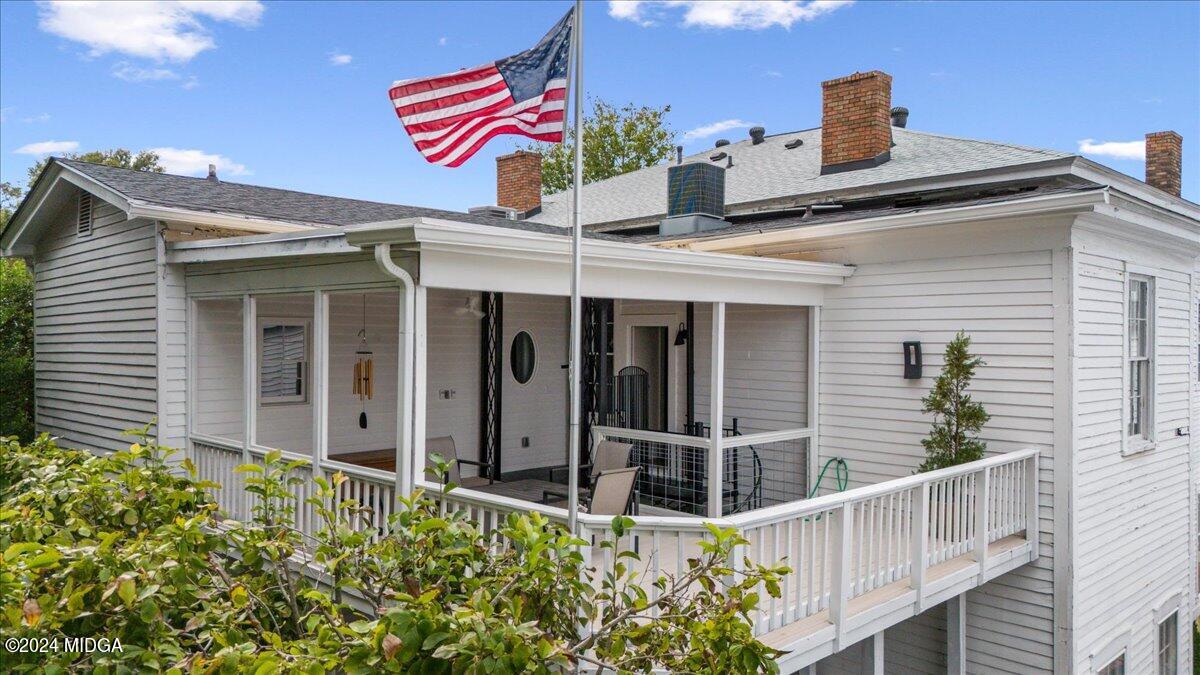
352,294,374,429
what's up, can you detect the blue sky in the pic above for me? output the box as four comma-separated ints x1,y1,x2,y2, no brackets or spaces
1,0,1197,207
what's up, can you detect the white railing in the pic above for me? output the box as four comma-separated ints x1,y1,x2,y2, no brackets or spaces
592,424,813,515
726,448,1039,635
189,436,398,543
192,435,1038,643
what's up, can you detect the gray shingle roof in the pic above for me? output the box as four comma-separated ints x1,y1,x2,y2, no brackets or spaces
528,127,1074,228
55,158,569,234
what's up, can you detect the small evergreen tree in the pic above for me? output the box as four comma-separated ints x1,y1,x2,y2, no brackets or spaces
919,331,990,471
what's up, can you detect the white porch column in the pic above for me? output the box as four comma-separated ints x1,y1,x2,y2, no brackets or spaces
241,294,256,460
947,594,967,674
861,631,884,674
807,305,821,495
410,285,428,493
312,290,328,476
707,301,725,518
241,294,256,520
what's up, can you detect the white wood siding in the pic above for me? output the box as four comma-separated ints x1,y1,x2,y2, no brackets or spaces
327,291,399,456
501,293,569,473
692,303,810,434
33,196,159,451
158,259,188,450
794,219,1071,674
193,298,244,441
814,604,947,674
424,288,482,472
1071,227,1196,674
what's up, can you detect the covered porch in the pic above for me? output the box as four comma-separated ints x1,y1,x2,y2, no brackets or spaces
176,217,1039,670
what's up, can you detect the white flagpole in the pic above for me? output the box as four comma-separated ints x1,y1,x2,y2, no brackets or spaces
566,0,584,535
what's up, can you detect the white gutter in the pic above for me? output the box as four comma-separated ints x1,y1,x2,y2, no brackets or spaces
372,244,416,497
128,202,317,234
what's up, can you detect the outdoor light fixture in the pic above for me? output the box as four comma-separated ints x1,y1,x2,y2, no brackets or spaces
674,323,689,346
903,341,922,379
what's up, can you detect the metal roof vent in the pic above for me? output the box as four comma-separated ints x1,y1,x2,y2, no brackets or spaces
468,205,520,220
714,139,730,147
206,164,219,182
890,106,909,128
660,162,727,236
749,127,766,144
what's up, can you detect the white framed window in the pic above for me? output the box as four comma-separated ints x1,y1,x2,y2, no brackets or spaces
258,317,310,404
1098,653,1126,675
1156,610,1178,674
1124,270,1155,453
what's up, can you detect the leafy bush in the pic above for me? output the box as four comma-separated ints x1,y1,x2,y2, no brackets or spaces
0,258,34,442
1,431,785,673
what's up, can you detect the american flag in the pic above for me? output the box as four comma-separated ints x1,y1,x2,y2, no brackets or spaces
389,9,573,167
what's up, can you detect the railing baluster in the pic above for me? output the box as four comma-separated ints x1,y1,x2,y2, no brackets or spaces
910,481,929,608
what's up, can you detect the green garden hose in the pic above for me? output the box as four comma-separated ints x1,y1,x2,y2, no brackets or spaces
808,457,849,499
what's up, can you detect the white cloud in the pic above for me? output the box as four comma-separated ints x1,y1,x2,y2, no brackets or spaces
181,76,200,90
150,147,250,176
151,146,252,176
608,0,853,29
329,52,352,66
683,118,759,141
37,0,264,62
15,140,80,155
1078,139,1145,161
112,61,179,82
762,69,783,78
437,36,448,46
22,113,52,123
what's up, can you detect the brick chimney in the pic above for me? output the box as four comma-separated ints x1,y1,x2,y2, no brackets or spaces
820,70,893,175
496,150,542,213
1145,131,1182,197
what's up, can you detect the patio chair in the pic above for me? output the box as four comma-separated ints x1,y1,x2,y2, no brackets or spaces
425,436,495,488
543,466,641,516
546,440,633,503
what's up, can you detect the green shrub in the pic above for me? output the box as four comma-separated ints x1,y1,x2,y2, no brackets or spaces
0,258,34,442
919,331,990,472
0,431,785,673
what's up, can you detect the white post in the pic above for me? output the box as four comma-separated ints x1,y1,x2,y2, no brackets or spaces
910,481,929,610
410,286,427,494
861,631,885,674
185,298,198,463
241,294,256,520
973,466,990,574
830,502,853,649
807,305,821,496
565,0,584,535
947,593,967,674
1025,454,1039,561
708,302,726,518
312,291,328,477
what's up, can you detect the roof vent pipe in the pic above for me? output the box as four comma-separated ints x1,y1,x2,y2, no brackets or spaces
676,145,683,165
890,106,909,128
206,164,219,182
715,139,730,147
749,126,766,144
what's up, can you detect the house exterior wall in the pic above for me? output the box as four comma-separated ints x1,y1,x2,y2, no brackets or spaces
792,216,1072,673
1069,220,1197,673
813,603,947,674
32,194,160,452
501,292,568,473
424,288,482,473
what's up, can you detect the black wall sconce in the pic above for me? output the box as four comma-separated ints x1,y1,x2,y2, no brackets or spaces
674,322,689,346
903,341,922,379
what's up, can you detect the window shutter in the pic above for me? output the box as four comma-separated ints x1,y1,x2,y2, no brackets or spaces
77,192,93,237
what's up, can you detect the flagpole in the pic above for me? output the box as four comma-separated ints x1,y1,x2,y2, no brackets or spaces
566,0,584,536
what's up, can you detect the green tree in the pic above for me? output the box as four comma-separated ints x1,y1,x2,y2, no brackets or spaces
26,148,163,188
1,432,786,673
918,331,990,471
0,258,34,441
522,99,675,194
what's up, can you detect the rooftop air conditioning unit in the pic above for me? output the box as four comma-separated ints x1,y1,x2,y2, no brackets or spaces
660,162,727,236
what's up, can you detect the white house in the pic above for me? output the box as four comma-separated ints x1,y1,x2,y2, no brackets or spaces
2,69,1196,674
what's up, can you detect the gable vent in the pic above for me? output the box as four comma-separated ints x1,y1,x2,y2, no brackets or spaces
77,192,94,237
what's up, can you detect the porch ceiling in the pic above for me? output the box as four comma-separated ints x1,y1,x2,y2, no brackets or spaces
169,216,855,306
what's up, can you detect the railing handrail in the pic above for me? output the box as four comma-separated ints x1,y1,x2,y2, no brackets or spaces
727,448,1040,528
722,427,813,449
591,425,711,449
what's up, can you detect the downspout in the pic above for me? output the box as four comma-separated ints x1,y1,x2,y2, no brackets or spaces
373,244,416,498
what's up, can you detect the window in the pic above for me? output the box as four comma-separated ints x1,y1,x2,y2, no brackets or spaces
1098,653,1126,675
77,192,93,237
1157,611,1177,674
1126,274,1154,446
259,319,309,403
510,331,536,384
